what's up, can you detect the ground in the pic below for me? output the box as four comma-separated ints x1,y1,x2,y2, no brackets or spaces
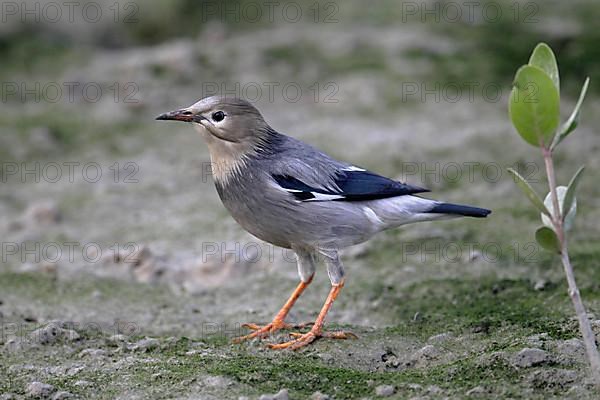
2,1,600,398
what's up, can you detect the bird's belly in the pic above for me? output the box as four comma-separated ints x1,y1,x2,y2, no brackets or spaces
217,187,378,249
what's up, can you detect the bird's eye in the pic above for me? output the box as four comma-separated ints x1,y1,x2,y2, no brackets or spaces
211,111,225,122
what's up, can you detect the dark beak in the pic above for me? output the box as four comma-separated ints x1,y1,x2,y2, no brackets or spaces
155,109,195,122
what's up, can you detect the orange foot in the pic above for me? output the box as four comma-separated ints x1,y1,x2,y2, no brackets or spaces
268,328,357,350
232,320,314,343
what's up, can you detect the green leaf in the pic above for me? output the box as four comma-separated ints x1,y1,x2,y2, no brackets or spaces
535,226,561,253
509,65,560,147
562,166,584,223
551,77,590,150
528,42,560,93
507,168,551,216
541,186,577,231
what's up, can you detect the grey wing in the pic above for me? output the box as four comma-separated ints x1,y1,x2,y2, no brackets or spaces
261,135,428,200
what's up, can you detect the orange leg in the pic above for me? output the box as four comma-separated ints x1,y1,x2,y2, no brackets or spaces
233,276,313,343
268,280,357,350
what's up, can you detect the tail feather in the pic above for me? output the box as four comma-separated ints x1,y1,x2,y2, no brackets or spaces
428,202,491,218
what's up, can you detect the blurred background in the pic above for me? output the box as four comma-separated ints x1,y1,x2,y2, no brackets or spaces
2,0,600,398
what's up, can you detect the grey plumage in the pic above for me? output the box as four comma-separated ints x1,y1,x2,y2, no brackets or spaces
157,95,490,349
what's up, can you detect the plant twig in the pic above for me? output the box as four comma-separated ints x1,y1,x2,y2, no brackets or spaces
543,149,600,386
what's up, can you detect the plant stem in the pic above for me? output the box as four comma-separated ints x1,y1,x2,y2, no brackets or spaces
543,149,600,386
561,247,600,384
542,148,562,228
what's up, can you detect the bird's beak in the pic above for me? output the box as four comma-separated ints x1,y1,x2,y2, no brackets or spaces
155,109,204,123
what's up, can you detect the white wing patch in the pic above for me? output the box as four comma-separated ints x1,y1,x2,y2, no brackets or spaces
305,193,345,201
279,186,345,202
344,166,366,172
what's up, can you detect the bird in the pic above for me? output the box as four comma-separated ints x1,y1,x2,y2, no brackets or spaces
156,96,491,350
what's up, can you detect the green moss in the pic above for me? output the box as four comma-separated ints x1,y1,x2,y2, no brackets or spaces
375,276,579,340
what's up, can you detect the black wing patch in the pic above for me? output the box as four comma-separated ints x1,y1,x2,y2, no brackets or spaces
273,169,429,202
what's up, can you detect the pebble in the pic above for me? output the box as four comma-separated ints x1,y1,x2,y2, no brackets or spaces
51,391,72,400
259,389,289,400
79,348,107,358
375,384,395,397
428,332,452,343
108,334,129,343
130,337,160,352
310,392,330,400
29,324,80,345
410,344,440,365
26,382,54,398
533,280,547,291
406,383,422,391
529,368,577,387
512,348,548,368
426,385,442,394
556,338,585,358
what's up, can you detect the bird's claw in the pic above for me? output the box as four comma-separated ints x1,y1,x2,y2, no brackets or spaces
268,329,358,350
232,321,315,343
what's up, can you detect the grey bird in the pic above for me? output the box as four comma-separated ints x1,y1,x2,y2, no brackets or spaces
156,96,491,349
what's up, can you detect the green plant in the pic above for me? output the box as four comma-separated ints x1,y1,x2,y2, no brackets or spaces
507,43,598,385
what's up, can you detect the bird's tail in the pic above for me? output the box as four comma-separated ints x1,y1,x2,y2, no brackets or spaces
367,196,490,230
427,202,491,218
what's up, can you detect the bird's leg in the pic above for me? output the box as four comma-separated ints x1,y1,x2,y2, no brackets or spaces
233,248,317,343
268,280,357,349
233,276,313,342
269,250,357,350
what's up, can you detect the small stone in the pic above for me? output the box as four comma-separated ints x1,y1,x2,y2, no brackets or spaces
29,324,61,345
529,368,577,388
427,385,442,394
274,389,289,400
310,392,330,400
130,337,160,352
466,386,486,396
26,381,54,398
108,334,128,343
375,384,395,396
410,344,440,365
78,348,106,358
512,348,548,368
51,391,72,400
28,324,78,345
556,338,585,358
259,389,288,400
428,332,452,343
203,375,231,387
533,280,547,291
4,338,25,352
62,329,80,341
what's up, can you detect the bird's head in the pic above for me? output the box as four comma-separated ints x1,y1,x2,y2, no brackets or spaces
156,95,270,143
156,96,274,182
